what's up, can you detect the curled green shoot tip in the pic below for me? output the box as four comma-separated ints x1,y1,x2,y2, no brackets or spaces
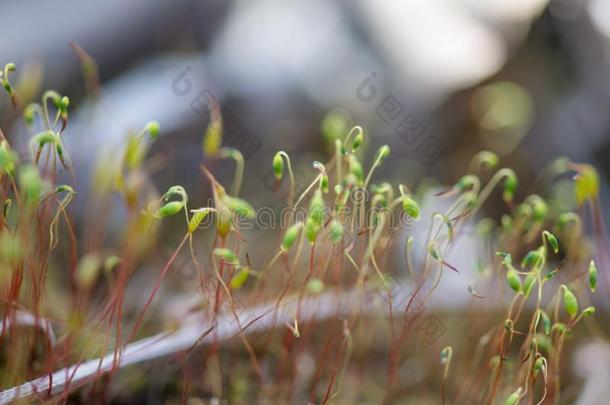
589,260,597,292
272,151,295,205
502,169,518,203
526,195,548,223
440,346,453,404
54,184,76,195
23,103,43,129
343,125,364,155
582,306,595,317
220,147,244,196
144,121,160,140
555,212,581,234
2,63,17,106
312,160,329,193
30,130,65,167
427,241,460,273
455,175,481,194
41,90,70,131
506,267,522,294
521,248,543,269
475,168,518,213
401,196,420,219
536,309,551,335
532,354,546,378
272,152,284,180
560,284,578,318
305,189,325,243
571,163,599,206
306,278,325,294
203,110,223,158
222,195,255,219
469,150,498,174
230,267,251,289
213,248,240,266
499,255,522,293
0,141,17,176
542,230,558,254
363,144,390,188
188,207,213,233
282,222,303,251
505,387,522,405
440,346,452,376
155,185,188,220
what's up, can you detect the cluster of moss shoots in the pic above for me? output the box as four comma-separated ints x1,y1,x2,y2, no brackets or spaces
0,61,606,404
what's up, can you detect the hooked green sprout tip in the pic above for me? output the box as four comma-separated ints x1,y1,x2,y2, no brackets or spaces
506,268,522,294
574,164,599,206
189,208,212,233
305,189,325,243
560,285,578,318
156,201,184,218
472,150,499,170
2,63,16,95
282,222,302,251
146,121,160,140
213,248,239,266
203,114,223,158
456,175,479,191
543,230,559,254
533,356,544,377
230,267,250,289
552,322,567,334
306,278,325,294
505,387,522,405
539,309,551,335
155,185,187,218
55,184,75,194
589,260,597,292
345,125,364,154
351,127,363,151
272,152,284,180
375,144,390,164
529,196,548,222
502,169,518,202
223,196,255,218
401,196,419,219
215,206,232,238
320,174,329,193
521,249,543,269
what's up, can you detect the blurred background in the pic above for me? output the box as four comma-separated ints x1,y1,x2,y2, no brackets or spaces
2,0,610,402
2,0,610,208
